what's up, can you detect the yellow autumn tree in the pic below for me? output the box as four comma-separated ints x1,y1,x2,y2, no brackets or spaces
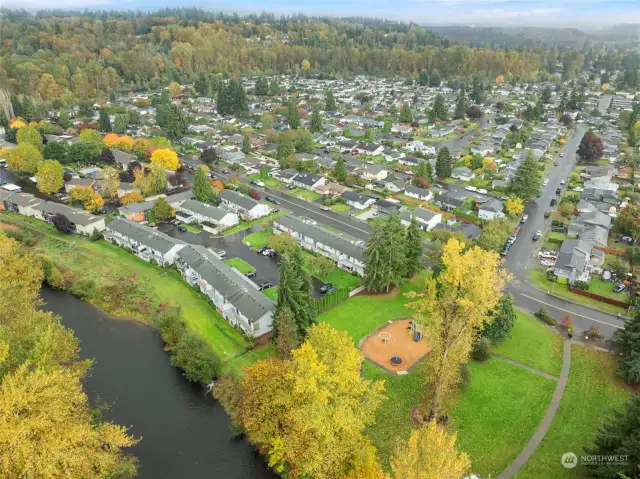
495,74,505,84
504,196,524,217
100,166,121,198
225,323,386,479
408,239,509,419
36,159,64,195
150,148,180,171
390,421,471,479
120,191,145,206
9,118,26,129
4,143,43,174
69,186,104,212
168,82,182,98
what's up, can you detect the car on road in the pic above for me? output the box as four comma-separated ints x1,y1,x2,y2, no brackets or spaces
258,281,273,291
245,270,256,278
521,214,529,224
320,283,335,294
543,179,549,187
507,234,517,245
550,198,556,206
177,226,187,233
257,245,268,254
500,245,510,256
614,283,627,293
250,180,266,188
538,251,557,259
464,186,477,192
221,169,230,174
533,230,542,241
560,179,565,185
265,196,281,205
468,137,473,142
572,187,584,192
556,188,562,195
544,209,552,218
261,248,274,256
560,153,564,157
554,161,559,166
320,206,330,211
286,184,296,190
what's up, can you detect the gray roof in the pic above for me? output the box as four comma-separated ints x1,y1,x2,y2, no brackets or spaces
5,193,43,208
555,239,592,276
404,185,431,197
401,206,440,223
112,149,137,165
165,189,194,205
179,200,229,221
479,198,504,213
32,201,103,226
66,178,95,188
176,244,274,323
294,172,323,186
119,200,155,214
107,218,185,254
220,189,259,210
275,215,365,262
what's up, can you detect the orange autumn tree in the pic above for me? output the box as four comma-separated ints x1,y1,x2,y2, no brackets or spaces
210,179,224,192
120,192,144,206
104,133,135,152
69,187,104,212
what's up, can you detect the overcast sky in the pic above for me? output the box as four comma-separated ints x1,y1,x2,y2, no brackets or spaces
4,0,640,29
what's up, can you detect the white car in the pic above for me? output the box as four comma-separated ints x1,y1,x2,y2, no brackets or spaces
465,186,477,192
541,259,556,267
572,187,584,192
538,251,558,259
543,179,549,187
560,180,565,185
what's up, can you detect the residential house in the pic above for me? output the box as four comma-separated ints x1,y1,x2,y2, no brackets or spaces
373,199,402,217
273,215,365,276
31,201,106,235
359,164,388,182
104,218,186,266
177,200,239,234
273,168,299,184
4,192,42,216
118,200,155,222
316,182,347,197
116,182,141,199
175,244,275,337
291,172,326,191
451,166,476,182
398,156,420,167
554,239,605,284
434,193,464,212
400,207,442,231
383,178,406,193
165,189,195,208
112,150,138,171
340,191,376,210
356,143,384,157
391,124,412,136
404,185,433,202
433,222,482,240
383,149,405,163
478,199,505,220
219,189,271,220
64,177,96,193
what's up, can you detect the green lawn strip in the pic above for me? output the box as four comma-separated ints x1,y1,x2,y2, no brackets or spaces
301,256,361,290
222,211,287,235
588,277,629,302
515,346,630,479
330,203,351,213
224,257,255,274
262,286,278,301
290,188,322,202
223,343,276,376
184,223,202,234
450,358,557,478
492,310,564,377
529,269,627,315
0,212,248,362
243,227,272,249
354,208,372,217
247,174,281,188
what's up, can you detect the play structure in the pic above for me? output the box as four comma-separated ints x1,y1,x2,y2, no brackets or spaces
361,319,430,373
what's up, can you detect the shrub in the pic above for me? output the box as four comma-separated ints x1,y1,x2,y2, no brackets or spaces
89,229,102,242
573,280,589,290
472,337,491,362
4,229,38,246
152,306,186,348
584,326,601,339
535,308,557,326
560,315,575,332
458,364,471,389
170,332,221,385
70,277,96,300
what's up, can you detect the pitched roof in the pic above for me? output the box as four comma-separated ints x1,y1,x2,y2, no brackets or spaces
220,189,259,210
32,201,104,226
179,200,229,221
294,172,323,186
107,217,185,254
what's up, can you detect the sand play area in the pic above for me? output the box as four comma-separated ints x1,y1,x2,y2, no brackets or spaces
361,319,430,373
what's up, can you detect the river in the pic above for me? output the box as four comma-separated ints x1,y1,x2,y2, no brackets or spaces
40,288,275,479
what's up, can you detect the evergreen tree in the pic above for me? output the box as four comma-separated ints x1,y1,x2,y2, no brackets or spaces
271,305,300,359
192,168,219,205
268,79,280,96
614,314,640,383
160,89,170,105
155,104,169,128
482,293,517,343
333,155,347,182
78,100,93,118
310,107,323,133
364,215,407,292
277,134,295,165
405,217,423,277
165,104,187,140
418,70,430,86
254,76,269,96
241,132,251,154
325,89,336,111
509,150,541,200
287,101,300,129
414,161,433,184
57,109,70,129
470,76,485,104
400,103,413,123
453,88,468,120
11,96,23,118
541,86,552,104
431,94,447,122
113,114,127,134
22,97,37,122
429,70,442,87
586,395,640,478
435,147,453,179
276,247,315,339
195,72,207,96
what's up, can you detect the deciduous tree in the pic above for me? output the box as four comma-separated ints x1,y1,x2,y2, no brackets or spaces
36,159,64,195
578,132,604,163
16,126,43,153
5,143,43,174
150,148,180,171
504,196,524,217
151,197,174,221
133,164,167,196
120,192,144,206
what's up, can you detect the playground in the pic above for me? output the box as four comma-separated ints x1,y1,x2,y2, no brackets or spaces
361,319,430,373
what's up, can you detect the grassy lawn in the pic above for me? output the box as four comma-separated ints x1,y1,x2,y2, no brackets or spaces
589,277,629,303
330,203,351,213
262,286,278,301
243,227,272,250
0,213,249,364
290,188,322,202
493,310,564,377
184,223,202,234
224,257,255,274
222,211,287,235
223,344,276,375
302,256,361,290
247,174,281,189
450,358,557,478
529,269,628,315
546,231,567,243
516,346,630,479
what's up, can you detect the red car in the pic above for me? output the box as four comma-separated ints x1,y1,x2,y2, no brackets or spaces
468,137,473,142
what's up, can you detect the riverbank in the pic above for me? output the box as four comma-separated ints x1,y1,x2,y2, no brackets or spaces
0,212,250,368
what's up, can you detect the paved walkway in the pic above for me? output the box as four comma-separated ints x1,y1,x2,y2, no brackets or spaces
491,353,559,382
496,339,572,479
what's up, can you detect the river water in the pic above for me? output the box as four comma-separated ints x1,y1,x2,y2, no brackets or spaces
40,288,275,479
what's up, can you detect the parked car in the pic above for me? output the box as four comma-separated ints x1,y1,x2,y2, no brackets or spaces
217,250,227,259
265,196,280,205
533,230,542,241
554,161,559,166
258,281,273,291
572,187,584,192
560,179,565,185
257,245,268,254
177,226,187,232
261,248,274,256
500,245,510,256
544,210,552,218
521,214,529,224
245,270,256,278
320,283,335,294
560,153,564,157
538,251,557,259
614,283,626,293
286,184,296,190
541,259,555,267
543,178,549,187
556,188,562,195
550,198,556,206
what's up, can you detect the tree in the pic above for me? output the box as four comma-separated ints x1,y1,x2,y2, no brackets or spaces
616,204,640,239
150,148,180,171
16,126,43,152
504,196,524,217
255,76,269,96
277,134,295,165
466,105,482,119
586,395,640,478
476,218,513,252
408,239,508,419
334,155,347,182
78,129,105,160
133,164,167,196
364,215,407,293
216,323,385,479
430,94,447,122
390,421,471,479
325,89,337,111
70,187,104,212
120,192,144,206
66,142,95,165
168,82,181,98
57,109,70,129
405,216,423,277
272,305,300,359
192,167,219,205
287,101,300,129
242,132,251,154
429,70,441,87
614,314,640,383
541,86,552,104
295,129,315,153
435,147,453,179
52,213,75,233
578,132,604,163
482,293,517,343
418,70,430,86
170,332,220,385
509,150,541,200
267,233,298,254
470,76,485,104
453,88,467,120
277,246,315,338
114,114,127,134
5,143,43,174
151,197,175,222
165,104,187,140
310,256,334,278
400,103,413,123
36,159,64,195
200,147,218,164
310,107,323,133
98,108,112,132
100,166,121,198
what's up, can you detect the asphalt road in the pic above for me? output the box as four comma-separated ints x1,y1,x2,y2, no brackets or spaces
437,116,490,154
599,94,613,115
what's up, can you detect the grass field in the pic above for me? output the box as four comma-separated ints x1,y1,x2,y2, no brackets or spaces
450,358,557,478
247,174,281,188
588,277,629,303
184,223,202,234
493,311,564,377
244,228,272,249
262,286,278,301
302,255,361,290
224,257,255,274
290,188,322,202
515,346,630,479
222,211,287,235
330,203,351,213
